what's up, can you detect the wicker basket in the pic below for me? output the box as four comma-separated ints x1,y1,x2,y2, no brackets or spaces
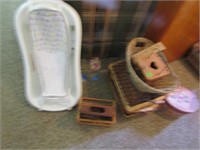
109,60,165,116
185,42,199,74
126,37,179,94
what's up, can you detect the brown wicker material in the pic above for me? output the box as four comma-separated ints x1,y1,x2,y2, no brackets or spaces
185,42,199,74
109,60,165,116
126,37,179,94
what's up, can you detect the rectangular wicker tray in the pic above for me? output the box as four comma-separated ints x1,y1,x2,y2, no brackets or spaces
109,60,165,116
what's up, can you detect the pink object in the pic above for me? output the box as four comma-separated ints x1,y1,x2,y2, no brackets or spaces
166,87,200,113
133,53,170,81
89,57,101,71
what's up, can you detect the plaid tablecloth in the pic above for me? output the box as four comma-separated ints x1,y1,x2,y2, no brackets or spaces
64,0,156,58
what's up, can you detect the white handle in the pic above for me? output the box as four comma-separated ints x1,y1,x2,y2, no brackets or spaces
28,0,62,12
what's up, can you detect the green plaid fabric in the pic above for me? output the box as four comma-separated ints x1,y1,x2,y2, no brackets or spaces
64,0,156,58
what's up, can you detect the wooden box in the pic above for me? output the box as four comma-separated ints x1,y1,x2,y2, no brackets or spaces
77,97,116,126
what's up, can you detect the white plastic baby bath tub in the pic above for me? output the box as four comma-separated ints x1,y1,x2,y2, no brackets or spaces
15,0,82,111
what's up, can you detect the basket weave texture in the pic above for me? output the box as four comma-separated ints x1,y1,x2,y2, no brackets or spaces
109,60,165,115
185,42,199,74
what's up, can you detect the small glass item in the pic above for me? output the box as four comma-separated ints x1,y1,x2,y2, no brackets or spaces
89,57,101,71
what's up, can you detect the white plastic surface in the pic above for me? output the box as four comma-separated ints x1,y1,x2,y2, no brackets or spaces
15,0,82,111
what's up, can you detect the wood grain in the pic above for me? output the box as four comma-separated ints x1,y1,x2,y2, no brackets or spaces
145,1,199,62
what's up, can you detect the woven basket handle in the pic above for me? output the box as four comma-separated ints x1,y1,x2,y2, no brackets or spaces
138,97,166,113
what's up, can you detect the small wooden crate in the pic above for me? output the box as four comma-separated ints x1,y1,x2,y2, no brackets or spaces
131,42,170,81
77,97,116,126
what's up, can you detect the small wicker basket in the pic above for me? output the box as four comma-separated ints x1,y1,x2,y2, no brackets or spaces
126,37,179,94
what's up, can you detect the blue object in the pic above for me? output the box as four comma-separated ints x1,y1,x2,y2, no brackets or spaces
82,73,88,80
91,74,99,80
